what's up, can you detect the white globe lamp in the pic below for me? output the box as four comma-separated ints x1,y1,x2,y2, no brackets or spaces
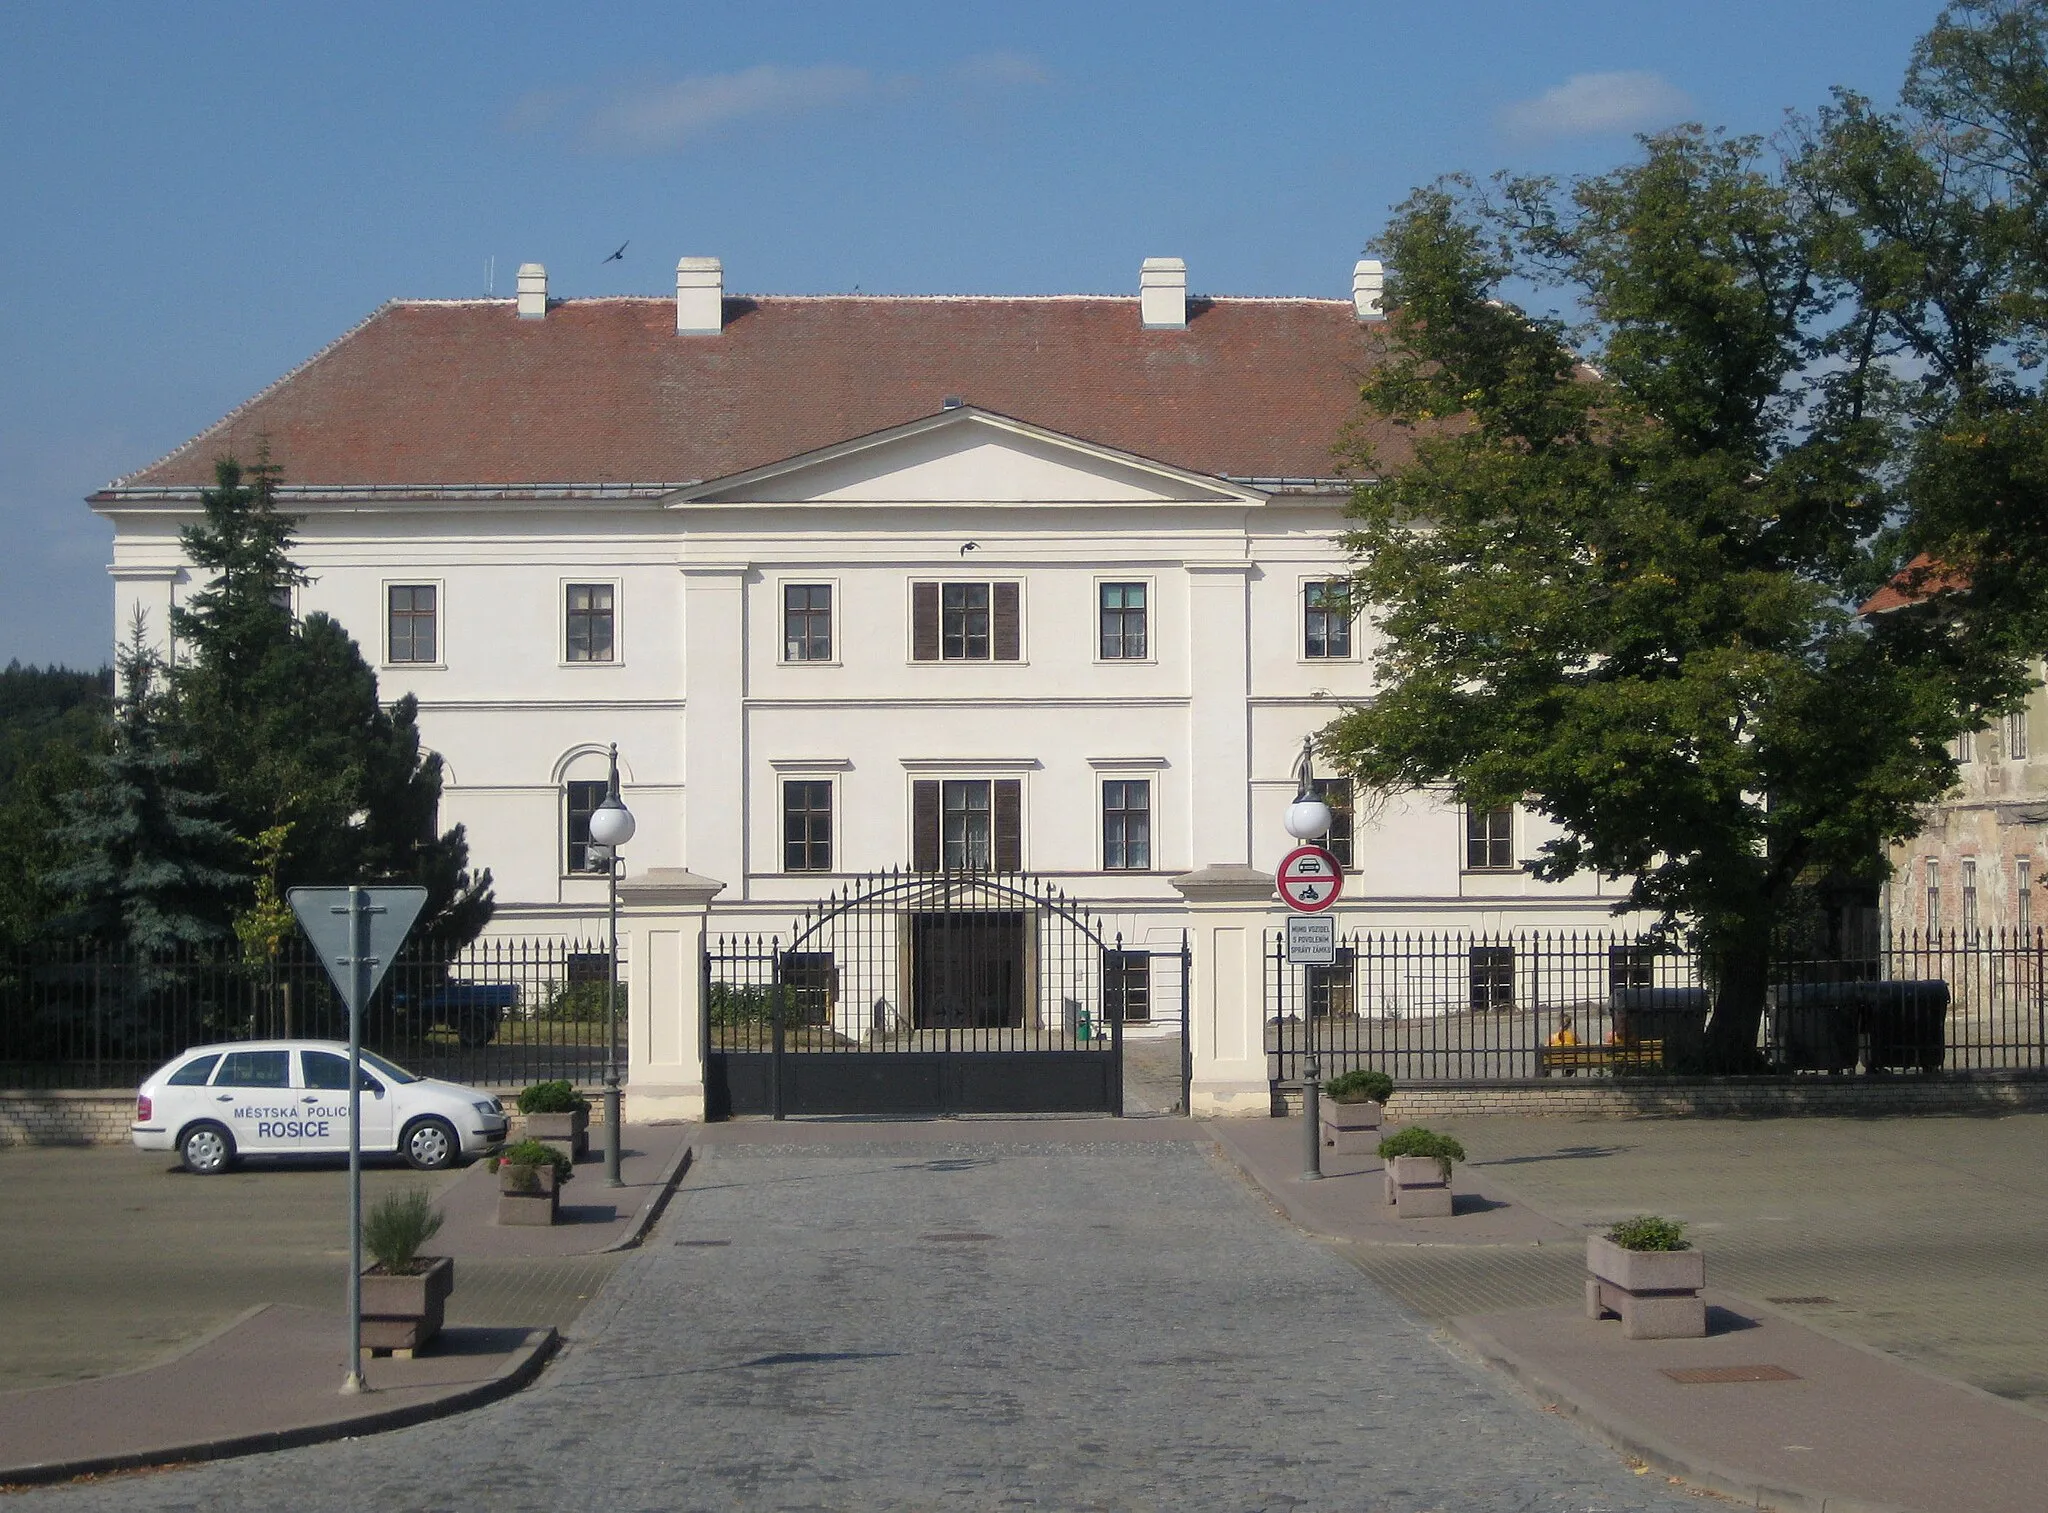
588,795,636,850
1284,793,1334,841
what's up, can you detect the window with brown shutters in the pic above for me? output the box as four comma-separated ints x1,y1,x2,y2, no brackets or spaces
911,777,1022,871
911,581,1020,661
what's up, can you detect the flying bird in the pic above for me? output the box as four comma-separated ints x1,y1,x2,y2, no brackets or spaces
603,241,628,263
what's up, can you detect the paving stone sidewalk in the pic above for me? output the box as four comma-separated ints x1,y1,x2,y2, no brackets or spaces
6,1122,1699,1512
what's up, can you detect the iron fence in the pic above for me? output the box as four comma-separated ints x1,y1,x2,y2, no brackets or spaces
1267,926,2048,1085
0,936,617,1091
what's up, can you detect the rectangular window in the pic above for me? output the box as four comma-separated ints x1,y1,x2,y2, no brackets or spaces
2008,710,2030,761
1926,858,1941,934
1609,944,1657,992
1469,946,1515,1012
778,952,838,1026
1466,806,1514,871
784,584,833,662
565,779,608,872
1102,780,1152,871
1104,949,1151,1024
912,582,1020,661
216,1049,290,1088
1099,582,1148,659
566,584,616,663
1952,731,1974,763
1304,579,1353,659
1311,777,1354,868
912,778,1021,871
387,584,437,664
783,780,834,872
1963,858,1979,935
2021,858,2033,934
1307,951,1358,1018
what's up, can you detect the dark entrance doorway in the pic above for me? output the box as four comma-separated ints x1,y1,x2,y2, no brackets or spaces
913,912,1024,1029
705,872,1124,1118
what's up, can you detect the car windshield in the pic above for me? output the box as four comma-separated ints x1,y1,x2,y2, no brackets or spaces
357,1050,421,1085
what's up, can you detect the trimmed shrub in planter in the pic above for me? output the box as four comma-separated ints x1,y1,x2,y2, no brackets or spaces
496,1138,573,1227
360,1188,453,1355
1377,1127,1463,1218
517,1080,592,1161
1319,1070,1392,1153
1586,1215,1705,1339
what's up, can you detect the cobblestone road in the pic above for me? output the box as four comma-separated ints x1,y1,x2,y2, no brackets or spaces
14,1135,1699,1512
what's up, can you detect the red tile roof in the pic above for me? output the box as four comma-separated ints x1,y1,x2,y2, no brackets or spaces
1861,552,1969,614
107,295,1399,493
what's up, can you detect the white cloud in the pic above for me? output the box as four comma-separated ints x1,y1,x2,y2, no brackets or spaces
577,64,876,152
1499,71,1692,139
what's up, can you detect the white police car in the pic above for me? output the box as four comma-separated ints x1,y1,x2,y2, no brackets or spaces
130,1041,508,1174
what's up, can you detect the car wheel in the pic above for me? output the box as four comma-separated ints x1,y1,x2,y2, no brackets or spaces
402,1116,458,1171
180,1122,235,1175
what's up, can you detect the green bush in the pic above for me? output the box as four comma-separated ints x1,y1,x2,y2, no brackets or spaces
707,983,802,1027
362,1187,444,1273
516,1079,590,1115
1606,1215,1689,1251
497,1137,572,1185
540,979,623,1024
1375,1126,1466,1180
1323,1069,1393,1105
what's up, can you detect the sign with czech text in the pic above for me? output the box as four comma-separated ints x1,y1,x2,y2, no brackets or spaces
1277,845,1343,913
1286,913,1337,965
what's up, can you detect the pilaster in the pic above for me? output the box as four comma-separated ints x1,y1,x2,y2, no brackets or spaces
1171,863,1276,1116
681,563,749,887
620,867,723,1122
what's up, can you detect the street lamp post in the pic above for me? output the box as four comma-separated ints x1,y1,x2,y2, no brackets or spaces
1283,736,1335,1182
586,744,636,1188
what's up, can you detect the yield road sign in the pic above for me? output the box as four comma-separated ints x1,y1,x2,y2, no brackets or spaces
1277,845,1344,913
288,885,429,1013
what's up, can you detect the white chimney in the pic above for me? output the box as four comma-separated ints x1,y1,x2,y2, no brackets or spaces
1140,257,1187,329
516,262,548,320
676,256,723,335
1353,259,1385,322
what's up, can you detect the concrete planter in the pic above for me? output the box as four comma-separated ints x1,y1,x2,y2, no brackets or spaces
1585,1235,1706,1339
497,1161,561,1226
523,1106,589,1162
1319,1098,1384,1154
1382,1153,1453,1218
360,1254,453,1356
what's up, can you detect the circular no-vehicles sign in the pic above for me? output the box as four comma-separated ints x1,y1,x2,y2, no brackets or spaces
1277,845,1344,912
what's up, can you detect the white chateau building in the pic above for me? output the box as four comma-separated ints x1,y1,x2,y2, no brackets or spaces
93,256,1637,1114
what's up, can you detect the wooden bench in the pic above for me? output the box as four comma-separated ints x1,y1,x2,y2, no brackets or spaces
1538,1039,1664,1076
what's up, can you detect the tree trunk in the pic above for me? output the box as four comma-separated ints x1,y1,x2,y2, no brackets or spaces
1701,918,1773,1073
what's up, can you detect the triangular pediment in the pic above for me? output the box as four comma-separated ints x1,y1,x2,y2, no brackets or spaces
669,408,1266,507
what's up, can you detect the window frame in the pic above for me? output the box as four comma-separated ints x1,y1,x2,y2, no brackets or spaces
561,579,621,667
779,579,838,666
563,777,611,876
1301,577,1355,662
1100,776,1154,872
2007,708,2031,762
781,776,836,874
1310,776,1355,870
1464,805,1516,872
383,579,444,668
1095,578,1153,663
909,773,1025,873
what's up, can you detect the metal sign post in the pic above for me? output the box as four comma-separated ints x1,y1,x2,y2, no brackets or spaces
1277,845,1343,1181
289,885,428,1395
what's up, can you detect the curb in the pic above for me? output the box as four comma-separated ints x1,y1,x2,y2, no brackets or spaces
603,1137,693,1252
0,1326,559,1490
1447,1314,1920,1513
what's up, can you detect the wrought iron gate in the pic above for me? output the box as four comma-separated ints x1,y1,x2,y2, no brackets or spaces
705,871,1131,1118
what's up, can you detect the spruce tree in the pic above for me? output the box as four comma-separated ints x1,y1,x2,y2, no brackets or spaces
49,614,246,957
167,456,494,953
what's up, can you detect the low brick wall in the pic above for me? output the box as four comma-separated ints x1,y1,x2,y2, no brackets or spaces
0,1089,610,1147
1276,1069,2048,1121
0,1091,136,1146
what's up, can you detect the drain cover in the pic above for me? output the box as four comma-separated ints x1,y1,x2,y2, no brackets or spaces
1766,1296,1836,1306
1661,1365,1801,1384
922,1232,996,1242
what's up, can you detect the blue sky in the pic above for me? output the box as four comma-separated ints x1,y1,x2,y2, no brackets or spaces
0,0,1954,667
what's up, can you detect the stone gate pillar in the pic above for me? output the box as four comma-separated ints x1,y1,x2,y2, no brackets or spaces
1171,864,1276,1116
620,867,723,1123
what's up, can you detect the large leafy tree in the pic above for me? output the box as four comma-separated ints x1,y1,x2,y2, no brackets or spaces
167,457,494,953
48,615,246,957
1325,127,2028,1070
0,662,112,947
